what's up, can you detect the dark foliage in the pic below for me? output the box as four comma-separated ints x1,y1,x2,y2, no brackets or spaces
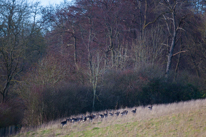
42,84,93,122
37,67,205,123
140,78,203,105
0,98,24,128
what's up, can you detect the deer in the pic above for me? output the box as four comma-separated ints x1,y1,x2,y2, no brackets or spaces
148,105,153,110
132,108,136,113
99,114,104,118
61,119,67,127
104,110,108,118
121,110,128,116
115,111,120,116
109,112,114,116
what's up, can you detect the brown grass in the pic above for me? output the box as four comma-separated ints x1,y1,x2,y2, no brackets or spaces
13,99,206,137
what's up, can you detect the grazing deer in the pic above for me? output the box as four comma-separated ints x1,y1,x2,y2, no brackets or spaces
72,117,83,123
121,110,128,116
80,115,86,122
66,118,73,123
61,120,67,127
71,118,78,123
148,105,153,110
87,114,96,121
115,111,120,116
132,108,136,113
99,114,104,118
104,110,108,118
81,115,87,122
109,112,114,116
83,115,87,121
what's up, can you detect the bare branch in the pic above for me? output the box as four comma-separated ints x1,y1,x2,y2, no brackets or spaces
163,15,171,35
161,43,170,47
143,11,169,29
176,27,185,31
173,50,188,56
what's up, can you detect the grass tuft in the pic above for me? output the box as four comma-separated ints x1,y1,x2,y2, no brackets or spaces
92,127,100,130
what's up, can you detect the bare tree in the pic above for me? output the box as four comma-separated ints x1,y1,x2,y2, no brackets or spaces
157,0,190,78
88,52,103,111
0,0,45,102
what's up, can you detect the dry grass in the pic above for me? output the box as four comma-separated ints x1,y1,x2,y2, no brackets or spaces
13,99,206,137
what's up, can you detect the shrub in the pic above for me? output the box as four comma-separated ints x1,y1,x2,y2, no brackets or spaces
99,66,204,108
42,84,93,122
140,77,203,105
0,98,24,128
98,64,165,109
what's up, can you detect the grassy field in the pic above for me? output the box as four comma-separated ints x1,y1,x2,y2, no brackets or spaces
13,99,206,137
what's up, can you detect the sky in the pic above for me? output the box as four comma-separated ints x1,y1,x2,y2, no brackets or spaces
29,0,73,7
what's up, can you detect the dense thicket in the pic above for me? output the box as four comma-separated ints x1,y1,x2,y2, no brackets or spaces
1,0,206,133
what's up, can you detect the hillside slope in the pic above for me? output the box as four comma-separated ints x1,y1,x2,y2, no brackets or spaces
14,99,206,137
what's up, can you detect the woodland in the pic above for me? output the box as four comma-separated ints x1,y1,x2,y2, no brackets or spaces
1,0,206,132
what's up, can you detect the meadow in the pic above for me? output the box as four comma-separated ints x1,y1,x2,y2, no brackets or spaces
13,99,206,137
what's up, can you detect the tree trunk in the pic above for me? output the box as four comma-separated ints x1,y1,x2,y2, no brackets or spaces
165,11,177,79
73,36,79,70
92,88,96,111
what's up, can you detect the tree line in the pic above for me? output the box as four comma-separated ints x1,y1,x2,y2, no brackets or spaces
1,0,206,131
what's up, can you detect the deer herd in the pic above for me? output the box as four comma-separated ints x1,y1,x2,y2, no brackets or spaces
61,105,153,127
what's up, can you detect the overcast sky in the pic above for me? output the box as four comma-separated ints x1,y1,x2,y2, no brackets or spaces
29,0,73,7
